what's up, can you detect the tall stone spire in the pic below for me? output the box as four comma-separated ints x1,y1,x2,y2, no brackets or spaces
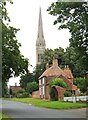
36,7,46,65
37,7,44,39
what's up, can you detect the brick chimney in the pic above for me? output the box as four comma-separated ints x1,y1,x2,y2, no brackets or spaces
53,59,58,66
65,65,69,69
46,63,49,69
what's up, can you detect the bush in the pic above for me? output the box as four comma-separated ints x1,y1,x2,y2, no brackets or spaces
17,92,29,98
73,77,87,93
27,82,38,94
16,90,29,98
49,78,67,101
49,78,67,88
64,90,72,97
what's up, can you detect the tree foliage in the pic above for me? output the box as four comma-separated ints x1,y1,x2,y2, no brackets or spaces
73,77,87,93
27,82,38,94
41,47,65,67
1,1,29,96
47,1,88,73
64,46,86,76
49,78,67,101
49,78,67,88
20,73,34,89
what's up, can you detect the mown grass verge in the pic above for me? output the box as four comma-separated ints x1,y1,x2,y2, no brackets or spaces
0,113,13,120
3,98,87,110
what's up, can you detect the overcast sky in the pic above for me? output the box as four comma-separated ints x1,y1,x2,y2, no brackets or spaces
6,0,71,86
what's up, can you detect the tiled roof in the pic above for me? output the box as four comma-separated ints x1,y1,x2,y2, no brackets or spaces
72,85,77,90
39,65,67,79
10,86,24,92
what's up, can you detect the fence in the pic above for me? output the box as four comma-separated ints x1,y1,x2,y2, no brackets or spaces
64,96,88,102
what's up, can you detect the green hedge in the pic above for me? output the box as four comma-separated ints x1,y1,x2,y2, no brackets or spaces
16,90,29,98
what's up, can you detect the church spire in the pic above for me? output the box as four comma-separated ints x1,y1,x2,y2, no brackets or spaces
36,7,46,65
37,7,44,39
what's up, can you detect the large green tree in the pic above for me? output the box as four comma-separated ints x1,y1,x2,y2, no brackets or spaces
41,47,65,68
1,1,29,96
73,77,87,93
20,73,34,89
27,82,38,94
64,46,86,77
47,1,88,74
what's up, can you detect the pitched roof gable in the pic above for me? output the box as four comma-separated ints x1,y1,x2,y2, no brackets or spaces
39,64,67,79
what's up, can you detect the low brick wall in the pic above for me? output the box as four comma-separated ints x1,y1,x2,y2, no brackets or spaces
32,90,40,99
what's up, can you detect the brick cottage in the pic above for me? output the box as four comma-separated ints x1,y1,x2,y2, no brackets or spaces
32,59,77,100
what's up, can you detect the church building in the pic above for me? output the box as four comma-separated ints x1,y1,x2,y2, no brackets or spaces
36,8,46,65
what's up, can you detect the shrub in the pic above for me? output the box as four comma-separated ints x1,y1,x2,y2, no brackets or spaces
17,91,29,98
64,90,72,97
49,78,67,101
17,90,25,94
16,90,29,98
27,82,38,94
49,78,67,88
73,77,87,93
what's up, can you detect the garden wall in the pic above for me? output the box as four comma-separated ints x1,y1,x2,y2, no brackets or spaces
32,90,40,99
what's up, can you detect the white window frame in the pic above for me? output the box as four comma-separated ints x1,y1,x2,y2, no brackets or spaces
39,87,41,95
43,86,45,95
42,77,45,84
39,80,41,85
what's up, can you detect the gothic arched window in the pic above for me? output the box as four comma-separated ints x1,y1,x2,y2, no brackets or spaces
38,54,42,62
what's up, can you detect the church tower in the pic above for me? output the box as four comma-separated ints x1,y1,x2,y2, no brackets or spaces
36,8,46,65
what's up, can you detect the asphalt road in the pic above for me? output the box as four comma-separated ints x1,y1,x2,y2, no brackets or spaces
0,100,87,119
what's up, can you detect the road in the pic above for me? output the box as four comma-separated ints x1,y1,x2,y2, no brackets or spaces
0,100,87,119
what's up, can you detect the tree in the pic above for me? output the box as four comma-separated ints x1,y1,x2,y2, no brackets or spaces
20,73,34,89
41,47,65,67
2,1,29,96
27,82,38,94
47,1,88,74
64,46,86,77
73,77,87,93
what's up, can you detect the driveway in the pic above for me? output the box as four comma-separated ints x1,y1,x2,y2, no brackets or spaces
1,100,87,119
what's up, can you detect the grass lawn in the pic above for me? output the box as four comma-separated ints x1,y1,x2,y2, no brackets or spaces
3,98,87,109
0,113,12,120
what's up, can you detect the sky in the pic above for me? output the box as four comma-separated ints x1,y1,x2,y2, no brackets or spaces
6,0,71,87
